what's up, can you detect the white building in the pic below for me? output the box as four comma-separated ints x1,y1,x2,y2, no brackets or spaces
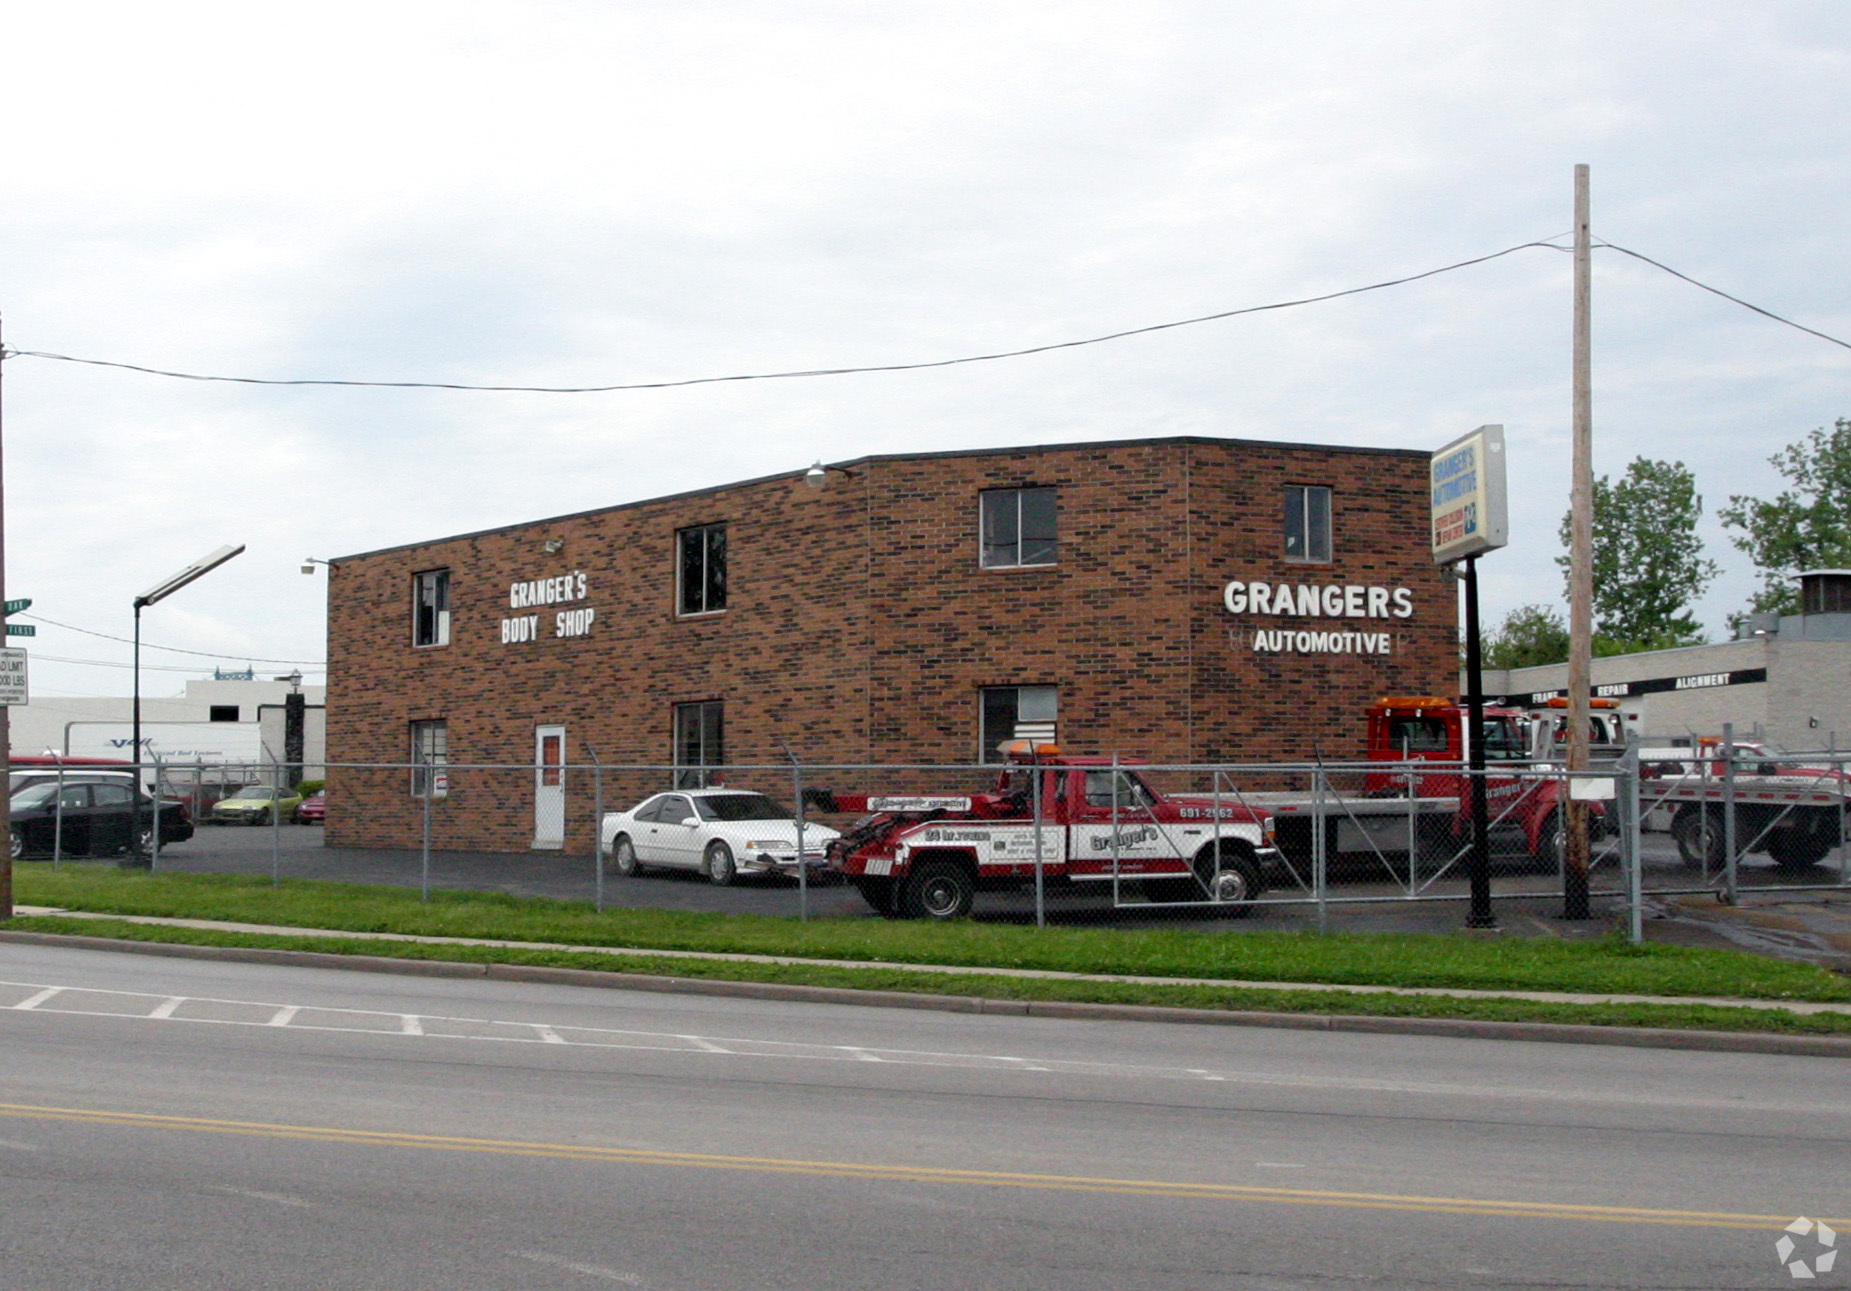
9,675,327,776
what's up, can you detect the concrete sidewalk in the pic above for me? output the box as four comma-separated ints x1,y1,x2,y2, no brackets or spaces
16,905,1851,1017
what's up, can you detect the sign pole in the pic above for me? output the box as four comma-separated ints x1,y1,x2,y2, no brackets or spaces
1429,422,1507,932
0,312,11,919
1462,555,1494,928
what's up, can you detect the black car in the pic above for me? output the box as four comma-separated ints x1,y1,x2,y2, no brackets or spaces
8,779,194,859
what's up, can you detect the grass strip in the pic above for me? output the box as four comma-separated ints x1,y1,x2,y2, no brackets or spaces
15,865,1851,1004
9,914,1851,1037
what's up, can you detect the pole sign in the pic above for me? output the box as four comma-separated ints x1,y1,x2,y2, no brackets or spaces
1430,424,1508,564
5,624,34,637
3,598,30,615
0,648,27,706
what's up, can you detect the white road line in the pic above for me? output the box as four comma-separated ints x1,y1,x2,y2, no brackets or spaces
842,1047,884,1063
12,987,64,1010
148,997,186,1019
208,1184,312,1208
400,1015,423,1036
681,1035,730,1053
514,1251,644,1284
532,1024,567,1044
267,1006,300,1027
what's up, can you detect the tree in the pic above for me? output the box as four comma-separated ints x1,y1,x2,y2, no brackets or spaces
1718,417,1851,616
1556,457,1718,652
1483,603,1569,669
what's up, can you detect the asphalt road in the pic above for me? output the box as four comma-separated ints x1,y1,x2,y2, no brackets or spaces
0,941,1844,1289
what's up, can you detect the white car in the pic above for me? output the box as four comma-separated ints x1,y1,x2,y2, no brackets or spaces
599,789,840,885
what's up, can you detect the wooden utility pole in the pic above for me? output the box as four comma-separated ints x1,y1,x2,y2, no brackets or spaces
1564,163,1593,919
0,312,11,920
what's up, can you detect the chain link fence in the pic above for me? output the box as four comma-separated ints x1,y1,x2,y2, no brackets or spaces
16,742,1846,943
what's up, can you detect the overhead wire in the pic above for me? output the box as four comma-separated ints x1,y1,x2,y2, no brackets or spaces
1595,241,1851,352
0,240,1570,392
16,613,325,666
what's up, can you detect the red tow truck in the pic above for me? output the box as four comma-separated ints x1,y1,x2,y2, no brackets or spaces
814,742,1279,920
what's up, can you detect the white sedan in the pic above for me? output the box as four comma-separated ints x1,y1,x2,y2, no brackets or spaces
599,789,839,885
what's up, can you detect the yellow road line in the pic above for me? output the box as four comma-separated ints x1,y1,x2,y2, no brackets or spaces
0,1101,1835,1231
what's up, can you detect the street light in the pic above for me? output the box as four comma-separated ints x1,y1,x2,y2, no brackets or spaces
131,544,244,860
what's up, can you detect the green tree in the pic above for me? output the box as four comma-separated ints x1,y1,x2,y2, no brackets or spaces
1483,603,1569,669
1556,457,1718,651
1717,417,1851,616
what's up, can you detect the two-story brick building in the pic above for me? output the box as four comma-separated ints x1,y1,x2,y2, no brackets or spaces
324,435,1458,851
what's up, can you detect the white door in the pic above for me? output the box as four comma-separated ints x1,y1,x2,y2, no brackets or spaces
533,725,566,850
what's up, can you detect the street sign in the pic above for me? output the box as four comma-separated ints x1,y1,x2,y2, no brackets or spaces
2,598,30,615
5,624,35,637
0,648,27,706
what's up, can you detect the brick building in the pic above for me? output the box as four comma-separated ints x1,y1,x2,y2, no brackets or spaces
325,436,1458,851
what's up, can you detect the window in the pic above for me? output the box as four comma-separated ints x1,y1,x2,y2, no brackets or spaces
410,719,448,796
209,705,239,723
413,569,451,647
980,488,1057,569
673,701,724,788
1084,770,1152,810
980,685,1058,761
677,524,727,615
1283,485,1332,562
92,783,134,807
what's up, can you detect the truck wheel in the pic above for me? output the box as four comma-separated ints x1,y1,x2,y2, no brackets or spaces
1193,848,1262,914
8,828,21,861
1768,823,1834,872
899,859,974,920
1671,805,1724,870
850,876,896,916
704,841,737,886
1529,809,1565,872
611,836,642,876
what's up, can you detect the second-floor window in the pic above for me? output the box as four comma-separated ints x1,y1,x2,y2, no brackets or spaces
1284,485,1332,562
980,487,1057,569
413,569,450,647
677,523,727,615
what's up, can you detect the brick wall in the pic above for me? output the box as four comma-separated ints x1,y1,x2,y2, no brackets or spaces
325,437,1457,851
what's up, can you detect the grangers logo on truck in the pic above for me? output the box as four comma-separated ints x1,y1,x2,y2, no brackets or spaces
872,796,972,813
1088,824,1160,851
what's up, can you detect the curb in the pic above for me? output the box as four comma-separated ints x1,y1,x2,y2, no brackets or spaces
4,928,1849,1059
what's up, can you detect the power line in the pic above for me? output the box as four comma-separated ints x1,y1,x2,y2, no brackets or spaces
1596,241,1851,351
0,240,1567,393
33,652,324,674
16,613,325,666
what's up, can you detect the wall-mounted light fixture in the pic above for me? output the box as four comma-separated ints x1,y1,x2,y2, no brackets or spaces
804,460,856,489
301,557,333,576
542,538,566,554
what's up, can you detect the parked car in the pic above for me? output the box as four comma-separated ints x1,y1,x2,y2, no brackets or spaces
208,785,304,826
294,792,326,824
599,789,840,885
9,779,194,858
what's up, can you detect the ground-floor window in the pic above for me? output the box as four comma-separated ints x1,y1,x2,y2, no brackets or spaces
980,685,1058,761
673,701,724,788
410,719,448,796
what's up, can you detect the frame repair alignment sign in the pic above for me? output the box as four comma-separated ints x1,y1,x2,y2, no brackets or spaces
1429,424,1508,564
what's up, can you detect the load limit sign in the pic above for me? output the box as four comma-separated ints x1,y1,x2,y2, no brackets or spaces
0,648,27,706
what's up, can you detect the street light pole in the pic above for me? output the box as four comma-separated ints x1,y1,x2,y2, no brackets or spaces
130,544,246,861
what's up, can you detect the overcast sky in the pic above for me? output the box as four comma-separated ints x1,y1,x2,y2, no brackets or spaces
2,1,1847,713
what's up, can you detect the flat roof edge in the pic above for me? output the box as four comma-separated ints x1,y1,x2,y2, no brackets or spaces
332,433,1431,563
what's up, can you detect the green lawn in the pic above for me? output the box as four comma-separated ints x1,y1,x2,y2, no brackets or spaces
12,865,1850,1011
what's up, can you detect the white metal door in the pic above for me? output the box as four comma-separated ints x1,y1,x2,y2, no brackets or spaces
533,725,566,850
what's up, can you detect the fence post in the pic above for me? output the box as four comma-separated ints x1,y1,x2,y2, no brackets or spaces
1834,732,1846,888
1312,764,1327,935
150,752,164,872
420,769,433,903
52,758,65,868
1033,760,1046,929
1722,723,1738,905
270,752,283,888
586,743,605,913
1622,737,1643,945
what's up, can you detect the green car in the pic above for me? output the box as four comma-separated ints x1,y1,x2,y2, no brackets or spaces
208,785,305,826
